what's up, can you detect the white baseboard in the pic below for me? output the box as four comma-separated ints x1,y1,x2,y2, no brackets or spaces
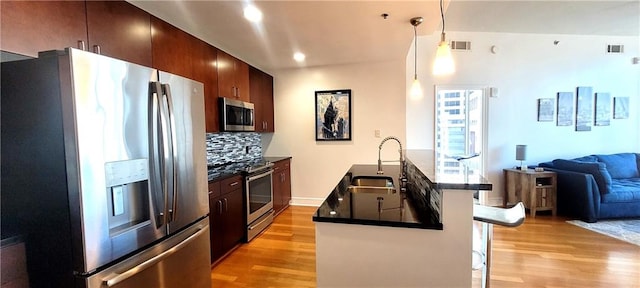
290,197,323,207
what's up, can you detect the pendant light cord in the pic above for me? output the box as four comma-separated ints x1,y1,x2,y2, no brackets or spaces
414,24,418,79
440,0,445,34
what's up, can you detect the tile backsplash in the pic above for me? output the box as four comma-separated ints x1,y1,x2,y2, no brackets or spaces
406,159,442,223
206,132,262,165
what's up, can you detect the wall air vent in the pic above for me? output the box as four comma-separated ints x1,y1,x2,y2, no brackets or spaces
607,44,624,54
450,41,471,51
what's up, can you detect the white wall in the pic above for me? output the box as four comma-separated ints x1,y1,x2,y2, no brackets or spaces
407,31,640,204
262,60,406,205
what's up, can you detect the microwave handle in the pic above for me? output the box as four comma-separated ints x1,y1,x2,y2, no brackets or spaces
247,110,254,125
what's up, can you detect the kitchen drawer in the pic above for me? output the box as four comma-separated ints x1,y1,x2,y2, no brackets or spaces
221,175,243,195
272,159,290,172
208,180,221,198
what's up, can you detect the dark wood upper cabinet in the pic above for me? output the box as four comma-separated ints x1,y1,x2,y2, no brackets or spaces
86,1,152,67
1,1,88,57
150,16,193,78
1,0,152,66
217,50,250,102
152,16,221,132
191,37,220,132
249,66,275,132
2,0,239,134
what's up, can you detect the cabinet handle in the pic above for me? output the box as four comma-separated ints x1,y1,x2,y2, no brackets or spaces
236,87,240,98
229,181,239,187
223,198,228,212
218,200,223,215
77,40,86,51
93,45,101,54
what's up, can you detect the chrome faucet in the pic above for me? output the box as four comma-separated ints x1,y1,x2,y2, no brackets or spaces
377,136,404,178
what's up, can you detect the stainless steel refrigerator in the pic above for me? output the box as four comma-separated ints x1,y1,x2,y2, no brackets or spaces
1,48,211,287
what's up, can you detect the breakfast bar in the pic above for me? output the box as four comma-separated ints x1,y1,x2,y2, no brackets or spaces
313,150,492,287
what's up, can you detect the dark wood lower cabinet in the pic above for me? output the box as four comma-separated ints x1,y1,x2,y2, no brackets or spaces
209,176,245,265
273,159,291,215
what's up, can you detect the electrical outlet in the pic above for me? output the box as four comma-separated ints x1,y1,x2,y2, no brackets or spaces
245,146,250,154
374,130,381,138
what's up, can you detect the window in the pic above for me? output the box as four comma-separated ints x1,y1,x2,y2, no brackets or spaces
434,87,486,180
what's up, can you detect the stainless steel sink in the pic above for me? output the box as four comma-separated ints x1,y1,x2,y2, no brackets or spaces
347,186,397,194
350,176,394,188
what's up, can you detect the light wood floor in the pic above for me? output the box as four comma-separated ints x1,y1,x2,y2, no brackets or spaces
211,206,640,287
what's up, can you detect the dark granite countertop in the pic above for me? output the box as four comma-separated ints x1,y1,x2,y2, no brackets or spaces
313,164,443,230
207,163,243,182
406,150,492,191
313,150,493,229
263,156,291,163
208,156,292,182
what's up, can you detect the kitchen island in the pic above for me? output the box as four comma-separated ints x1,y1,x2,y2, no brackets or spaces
313,150,491,287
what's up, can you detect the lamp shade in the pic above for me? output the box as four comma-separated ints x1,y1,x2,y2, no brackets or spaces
515,145,527,161
410,78,423,100
433,40,455,75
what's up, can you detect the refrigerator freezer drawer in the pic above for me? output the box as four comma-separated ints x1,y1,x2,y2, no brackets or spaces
81,218,211,288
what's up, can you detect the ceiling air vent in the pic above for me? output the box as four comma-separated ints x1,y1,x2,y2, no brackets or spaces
607,44,624,54
450,41,471,51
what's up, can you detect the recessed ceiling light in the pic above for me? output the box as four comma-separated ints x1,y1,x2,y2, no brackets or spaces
293,52,306,62
243,5,263,23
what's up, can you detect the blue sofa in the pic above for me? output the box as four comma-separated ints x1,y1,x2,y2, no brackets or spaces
538,153,640,222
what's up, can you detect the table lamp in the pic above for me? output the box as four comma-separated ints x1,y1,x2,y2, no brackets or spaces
516,145,527,171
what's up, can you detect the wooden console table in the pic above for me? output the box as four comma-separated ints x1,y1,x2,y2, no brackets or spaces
503,168,557,217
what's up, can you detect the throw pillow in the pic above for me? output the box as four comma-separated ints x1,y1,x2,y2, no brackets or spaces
595,153,640,179
552,159,613,194
572,155,597,162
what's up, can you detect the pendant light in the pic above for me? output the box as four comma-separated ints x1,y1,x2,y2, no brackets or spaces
433,0,455,75
410,17,424,100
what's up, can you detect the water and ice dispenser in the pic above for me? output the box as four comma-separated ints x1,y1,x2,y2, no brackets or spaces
104,159,151,235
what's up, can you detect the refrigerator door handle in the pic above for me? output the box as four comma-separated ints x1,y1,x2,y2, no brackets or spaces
161,84,179,223
158,85,173,228
102,227,208,287
149,82,168,228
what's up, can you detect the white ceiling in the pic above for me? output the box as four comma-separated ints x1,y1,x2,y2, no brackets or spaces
129,1,640,72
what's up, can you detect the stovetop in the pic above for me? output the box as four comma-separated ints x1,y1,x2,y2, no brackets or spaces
207,158,273,181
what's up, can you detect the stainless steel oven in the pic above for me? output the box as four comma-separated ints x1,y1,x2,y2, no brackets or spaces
245,163,274,241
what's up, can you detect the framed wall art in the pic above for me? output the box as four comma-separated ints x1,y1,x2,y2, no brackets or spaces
537,98,555,122
594,92,611,126
315,89,351,141
556,92,573,126
575,86,593,131
614,97,629,119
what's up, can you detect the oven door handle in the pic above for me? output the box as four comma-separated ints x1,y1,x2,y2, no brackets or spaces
246,169,273,182
248,213,272,231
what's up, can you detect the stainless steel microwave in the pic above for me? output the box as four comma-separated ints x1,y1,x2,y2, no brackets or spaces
220,97,255,131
